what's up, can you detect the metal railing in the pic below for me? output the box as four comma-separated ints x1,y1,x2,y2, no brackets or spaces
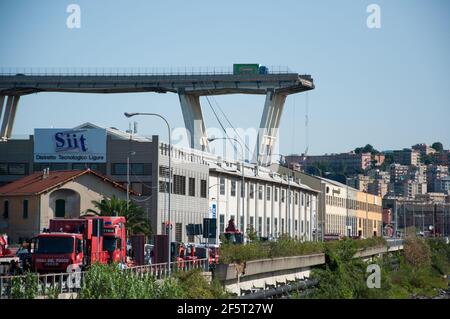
0,258,210,299
0,66,293,76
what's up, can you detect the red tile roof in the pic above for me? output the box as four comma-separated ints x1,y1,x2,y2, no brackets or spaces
0,169,132,196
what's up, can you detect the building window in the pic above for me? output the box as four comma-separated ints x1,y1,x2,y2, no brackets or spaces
281,218,285,233
275,188,278,202
111,163,127,175
55,199,66,218
23,200,29,219
241,182,245,198
175,223,182,242
266,186,271,201
219,177,225,195
295,193,298,205
9,163,28,175
249,184,255,199
258,217,262,236
159,180,170,193
188,177,195,197
266,217,270,236
250,216,254,228
3,201,8,219
281,190,285,203
231,179,236,197
295,220,298,232
173,175,186,195
301,220,304,233
0,163,7,175
274,218,278,235
258,185,263,200
220,214,225,232
200,179,207,198
159,165,170,178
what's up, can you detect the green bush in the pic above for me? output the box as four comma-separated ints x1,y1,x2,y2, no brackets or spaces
174,269,229,299
219,237,386,264
78,263,226,299
9,272,39,299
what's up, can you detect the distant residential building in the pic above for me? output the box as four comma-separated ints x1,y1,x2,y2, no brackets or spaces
368,179,389,198
285,151,372,174
348,174,370,192
389,164,409,183
427,165,449,192
435,176,450,194
383,197,450,236
415,192,447,203
434,150,450,166
412,144,436,157
373,154,385,166
393,149,420,166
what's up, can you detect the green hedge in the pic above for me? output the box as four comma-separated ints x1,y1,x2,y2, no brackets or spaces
219,237,386,264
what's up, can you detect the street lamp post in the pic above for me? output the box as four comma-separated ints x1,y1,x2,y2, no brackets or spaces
208,137,245,241
124,112,172,274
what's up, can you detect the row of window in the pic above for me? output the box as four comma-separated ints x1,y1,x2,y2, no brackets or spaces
325,214,380,236
220,177,312,206
158,178,207,198
0,163,28,175
0,162,152,176
2,200,28,219
325,195,382,213
218,214,311,238
0,163,152,176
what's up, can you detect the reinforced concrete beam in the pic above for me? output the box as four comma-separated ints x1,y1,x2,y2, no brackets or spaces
178,92,209,152
0,95,20,140
254,90,287,166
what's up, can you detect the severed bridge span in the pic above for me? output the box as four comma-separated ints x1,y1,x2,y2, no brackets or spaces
0,66,314,166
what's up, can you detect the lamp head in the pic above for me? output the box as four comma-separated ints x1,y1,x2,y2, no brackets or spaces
124,112,138,118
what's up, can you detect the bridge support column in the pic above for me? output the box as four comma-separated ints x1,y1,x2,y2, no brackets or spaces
254,90,287,166
178,92,209,152
0,95,20,140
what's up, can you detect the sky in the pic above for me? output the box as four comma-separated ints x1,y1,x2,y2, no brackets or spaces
0,0,449,157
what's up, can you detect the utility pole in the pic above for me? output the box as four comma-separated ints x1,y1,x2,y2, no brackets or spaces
422,204,425,235
403,203,406,237
394,196,398,239
125,112,172,275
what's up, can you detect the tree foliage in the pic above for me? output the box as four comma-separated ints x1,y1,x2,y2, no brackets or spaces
432,142,444,153
86,195,151,236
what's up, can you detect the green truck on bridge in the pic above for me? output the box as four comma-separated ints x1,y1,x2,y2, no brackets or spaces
233,64,268,75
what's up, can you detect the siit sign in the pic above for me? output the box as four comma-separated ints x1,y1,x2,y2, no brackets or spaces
34,128,107,163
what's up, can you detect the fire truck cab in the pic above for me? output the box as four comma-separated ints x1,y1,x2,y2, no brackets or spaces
32,216,126,273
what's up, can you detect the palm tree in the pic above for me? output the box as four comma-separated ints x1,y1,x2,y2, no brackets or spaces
85,195,152,236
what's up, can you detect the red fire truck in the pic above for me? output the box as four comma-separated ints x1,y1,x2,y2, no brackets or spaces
32,216,127,273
